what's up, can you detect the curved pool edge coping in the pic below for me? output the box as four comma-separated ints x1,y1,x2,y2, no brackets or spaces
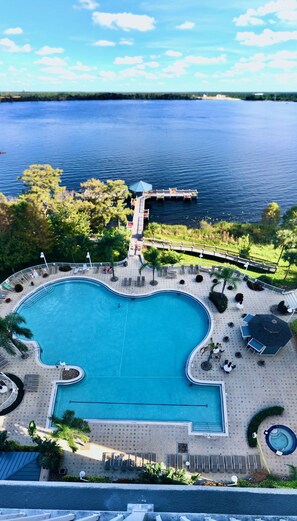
15,275,228,437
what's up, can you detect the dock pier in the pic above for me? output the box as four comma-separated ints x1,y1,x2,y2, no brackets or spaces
128,183,198,256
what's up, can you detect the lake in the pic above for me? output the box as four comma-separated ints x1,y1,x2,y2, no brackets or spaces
0,99,296,224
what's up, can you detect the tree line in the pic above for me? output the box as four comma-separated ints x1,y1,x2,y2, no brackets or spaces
1,91,296,103
0,164,131,277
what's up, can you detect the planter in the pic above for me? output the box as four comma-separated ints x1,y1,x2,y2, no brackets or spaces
195,274,203,283
14,283,23,293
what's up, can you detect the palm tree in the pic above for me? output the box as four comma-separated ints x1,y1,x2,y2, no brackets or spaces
139,247,162,286
283,249,297,281
49,409,91,453
210,267,241,294
273,229,297,266
0,312,33,355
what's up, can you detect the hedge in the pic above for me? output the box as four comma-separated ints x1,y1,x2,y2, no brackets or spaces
209,291,228,313
61,475,111,483
247,406,284,447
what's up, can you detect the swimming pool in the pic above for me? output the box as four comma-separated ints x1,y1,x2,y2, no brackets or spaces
17,279,224,433
265,425,297,455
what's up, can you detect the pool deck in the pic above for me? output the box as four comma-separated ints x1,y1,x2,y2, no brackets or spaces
1,256,297,481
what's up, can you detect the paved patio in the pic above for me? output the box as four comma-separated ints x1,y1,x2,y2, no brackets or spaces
0,257,296,481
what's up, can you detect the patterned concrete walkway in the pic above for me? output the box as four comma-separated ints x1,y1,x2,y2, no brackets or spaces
0,258,296,480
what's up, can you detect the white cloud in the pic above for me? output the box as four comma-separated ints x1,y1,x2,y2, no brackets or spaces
99,70,117,79
233,12,265,26
145,61,160,68
194,72,207,78
93,39,116,46
76,0,99,10
120,67,157,80
36,46,64,55
176,21,195,30
0,38,31,53
163,60,188,77
3,27,23,35
35,56,67,66
114,56,143,65
236,28,297,46
186,54,226,64
119,38,134,45
165,50,182,57
233,0,297,26
92,11,155,31
70,61,96,71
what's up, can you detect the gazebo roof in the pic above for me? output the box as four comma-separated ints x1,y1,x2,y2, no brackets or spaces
129,181,152,193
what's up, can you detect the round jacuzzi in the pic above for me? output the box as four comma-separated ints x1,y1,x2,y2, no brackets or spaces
265,425,297,455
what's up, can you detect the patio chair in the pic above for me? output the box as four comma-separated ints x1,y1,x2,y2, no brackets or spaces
240,324,251,339
243,313,254,323
248,338,265,353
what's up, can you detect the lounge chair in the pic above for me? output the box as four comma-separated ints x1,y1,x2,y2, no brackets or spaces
232,455,240,473
2,282,13,291
141,275,145,286
218,455,225,472
122,277,128,287
204,455,210,473
189,455,196,472
239,456,247,474
247,338,265,353
196,455,204,472
128,277,132,286
243,313,254,323
136,276,141,287
254,454,262,471
210,455,220,472
104,455,111,470
24,374,40,392
240,324,251,339
180,266,185,275
224,456,233,473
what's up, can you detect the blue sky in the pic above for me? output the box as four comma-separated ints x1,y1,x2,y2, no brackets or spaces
1,0,297,91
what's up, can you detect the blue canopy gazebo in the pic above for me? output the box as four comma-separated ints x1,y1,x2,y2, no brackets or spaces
129,181,152,194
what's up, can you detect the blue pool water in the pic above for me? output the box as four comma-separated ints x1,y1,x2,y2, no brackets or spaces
265,425,297,455
17,279,223,432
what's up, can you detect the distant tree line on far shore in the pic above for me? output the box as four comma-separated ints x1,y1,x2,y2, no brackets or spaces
0,91,297,103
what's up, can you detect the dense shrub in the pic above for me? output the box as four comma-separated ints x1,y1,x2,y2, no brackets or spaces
42,273,49,278
61,475,111,483
59,265,72,272
247,280,264,291
247,406,284,447
258,274,272,285
195,274,203,283
235,293,244,303
14,283,23,293
209,291,228,313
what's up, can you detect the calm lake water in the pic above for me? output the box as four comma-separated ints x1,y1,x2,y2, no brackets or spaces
0,99,296,224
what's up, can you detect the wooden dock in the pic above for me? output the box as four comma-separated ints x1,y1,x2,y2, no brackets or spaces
128,187,197,256
145,188,198,201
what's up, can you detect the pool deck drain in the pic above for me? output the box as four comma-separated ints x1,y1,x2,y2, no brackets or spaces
1,256,296,479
